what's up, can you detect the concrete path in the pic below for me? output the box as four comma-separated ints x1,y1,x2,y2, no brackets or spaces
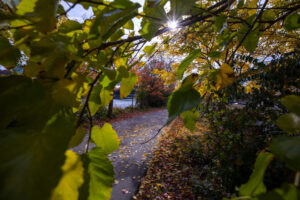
109,109,167,200
73,109,168,200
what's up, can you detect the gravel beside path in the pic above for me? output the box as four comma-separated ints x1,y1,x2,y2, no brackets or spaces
73,109,168,200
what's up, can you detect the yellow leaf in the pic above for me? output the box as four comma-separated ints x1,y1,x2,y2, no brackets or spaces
220,63,234,74
247,0,259,16
245,81,260,93
83,19,92,33
216,63,235,90
114,57,127,69
51,150,84,200
91,123,120,154
83,42,90,50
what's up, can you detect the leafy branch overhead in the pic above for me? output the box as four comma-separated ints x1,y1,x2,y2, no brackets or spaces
0,0,299,200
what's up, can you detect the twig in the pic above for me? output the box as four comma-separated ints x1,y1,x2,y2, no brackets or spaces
228,0,269,63
77,41,125,128
0,23,34,31
84,105,93,153
140,124,166,144
84,0,234,55
64,60,76,78
60,0,81,16
130,41,146,63
76,71,103,128
260,4,300,31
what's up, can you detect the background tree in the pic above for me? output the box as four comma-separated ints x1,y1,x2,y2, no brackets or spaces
136,58,174,108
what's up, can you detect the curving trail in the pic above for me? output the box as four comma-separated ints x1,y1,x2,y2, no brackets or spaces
73,109,168,200
109,109,167,200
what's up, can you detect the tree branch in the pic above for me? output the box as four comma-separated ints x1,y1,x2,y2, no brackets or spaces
260,4,300,31
228,0,269,63
84,0,234,54
84,105,93,153
140,124,166,144
76,71,103,128
60,0,81,16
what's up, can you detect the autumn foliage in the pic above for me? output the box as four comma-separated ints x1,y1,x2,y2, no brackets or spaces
135,59,174,108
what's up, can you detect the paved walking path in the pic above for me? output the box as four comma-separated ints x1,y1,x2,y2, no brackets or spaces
109,109,167,200
73,109,168,200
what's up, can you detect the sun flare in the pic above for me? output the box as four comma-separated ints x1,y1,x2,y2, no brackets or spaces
167,20,178,29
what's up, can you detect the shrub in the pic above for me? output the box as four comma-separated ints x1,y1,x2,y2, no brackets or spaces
135,59,174,108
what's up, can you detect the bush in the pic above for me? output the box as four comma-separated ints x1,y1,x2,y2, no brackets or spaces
135,59,174,108
189,50,300,199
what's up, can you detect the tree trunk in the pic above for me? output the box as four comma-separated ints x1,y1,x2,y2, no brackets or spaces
107,99,114,118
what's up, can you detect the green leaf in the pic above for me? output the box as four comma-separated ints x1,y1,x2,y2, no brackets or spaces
0,109,77,200
65,0,102,9
218,31,237,49
181,74,199,89
123,19,134,30
16,0,38,15
281,95,300,117
139,5,166,40
79,147,115,200
213,14,227,32
51,79,82,107
207,51,221,58
58,20,83,33
69,126,86,148
276,113,300,133
109,29,124,41
258,184,300,200
262,10,276,21
237,25,260,53
239,152,274,196
181,109,199,131
17,0,59,32
51,150,84,200
145,0,167,7
120,72,138,99
29,35,75,79
110,0,137,9
243,29,260,53
0,36,21,68
0,76,55,129
237,0,244,9
100,67,117,80
118,65,129,78
100,88,113,108
284,13,300,31
237,16,260,52
88,83,102,116
143,42,157,55
177,49,202,80
91,123,120,155
90,3,139,40
170,0,196,18
24,60,44,77
270,136,300,171
96,76,113,108
57,4,66,15
167,84,201,124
